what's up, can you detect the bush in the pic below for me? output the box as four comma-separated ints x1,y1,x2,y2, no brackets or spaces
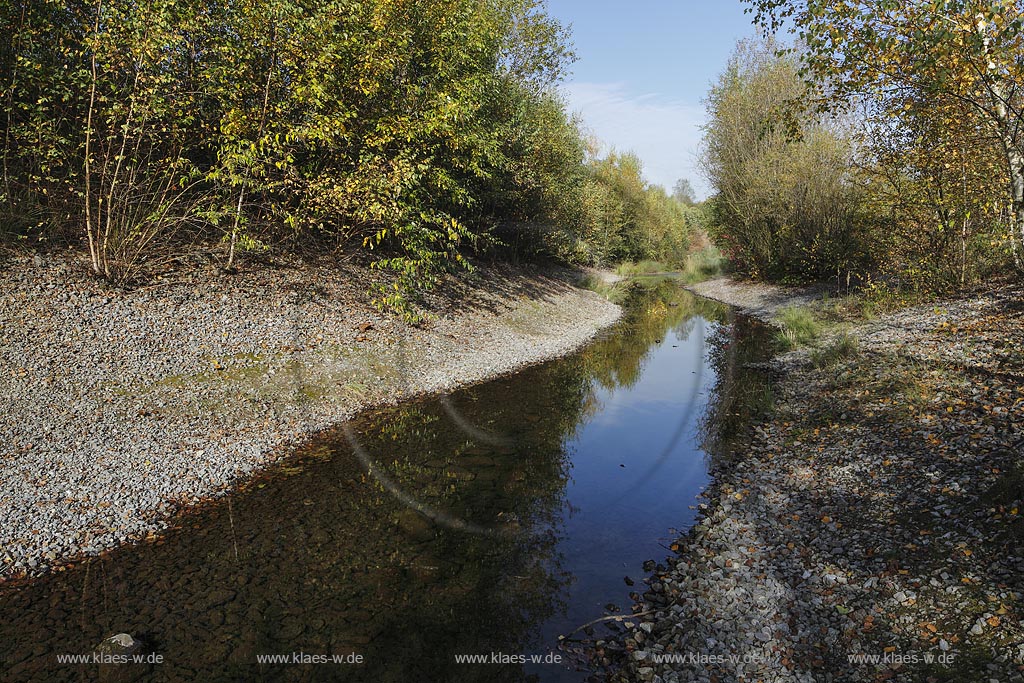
702,38,874,282
615,260,666,276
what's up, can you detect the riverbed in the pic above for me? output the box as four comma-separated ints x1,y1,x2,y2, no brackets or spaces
0,279,773,682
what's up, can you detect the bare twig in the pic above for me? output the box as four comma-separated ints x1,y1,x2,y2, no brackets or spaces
558,609,658,642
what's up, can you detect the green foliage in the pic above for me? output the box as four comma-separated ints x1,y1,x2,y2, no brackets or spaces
702,38,873,283
742,1,1024,290
563,151,696,268
578,274,631,304
680,245,725,284
615,260,666,276
368,216,476,322
776,305,820,349
854,92,1017,293
611,245,723,284
1,0,698,314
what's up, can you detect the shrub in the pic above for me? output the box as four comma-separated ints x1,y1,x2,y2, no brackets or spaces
702,38,873,283
615,260,666,276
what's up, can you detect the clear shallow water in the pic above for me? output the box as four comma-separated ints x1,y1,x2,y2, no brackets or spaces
0,280,772,683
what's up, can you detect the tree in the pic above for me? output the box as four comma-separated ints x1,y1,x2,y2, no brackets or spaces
672,178,697,205
702,38,870,280
746,0,1024,269
854,88,1011,289
0,0,697,313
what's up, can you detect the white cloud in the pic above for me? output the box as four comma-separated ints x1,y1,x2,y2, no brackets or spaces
560,82,708,198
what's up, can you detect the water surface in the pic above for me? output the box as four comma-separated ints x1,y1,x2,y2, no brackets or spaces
0,281,772,682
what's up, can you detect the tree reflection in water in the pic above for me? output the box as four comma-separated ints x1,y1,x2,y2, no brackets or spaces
699,312,778,461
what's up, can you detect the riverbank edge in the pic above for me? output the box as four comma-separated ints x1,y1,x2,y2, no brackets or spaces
605,277,1024,683
0,253,622,582
685,276,829,323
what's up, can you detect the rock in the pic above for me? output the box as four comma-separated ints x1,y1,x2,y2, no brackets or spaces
397,510,435,542
95,634,147,683
96,633,141,656
276,620,305,640
201,588,236,609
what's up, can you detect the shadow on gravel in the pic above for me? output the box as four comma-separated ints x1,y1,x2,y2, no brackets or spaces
419,261,587,318
750,292,1024,680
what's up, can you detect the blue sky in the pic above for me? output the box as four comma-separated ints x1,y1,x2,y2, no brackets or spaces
545,0,759,198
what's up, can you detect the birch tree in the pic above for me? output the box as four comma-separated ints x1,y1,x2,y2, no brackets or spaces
747,0,1024,268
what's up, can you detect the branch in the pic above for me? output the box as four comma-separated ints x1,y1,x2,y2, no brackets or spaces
558,609,658,643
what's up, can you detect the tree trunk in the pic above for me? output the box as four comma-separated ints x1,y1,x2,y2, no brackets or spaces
977,20,1024,271
225,27,275,272
84,0,103,276
1009,147,1024,271
226,186,244,270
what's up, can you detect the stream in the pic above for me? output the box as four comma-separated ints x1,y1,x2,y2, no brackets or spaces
0,279,774,682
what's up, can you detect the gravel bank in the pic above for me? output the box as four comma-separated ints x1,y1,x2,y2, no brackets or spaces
609,283,1024,682
0,253,620,580
686,277,828,323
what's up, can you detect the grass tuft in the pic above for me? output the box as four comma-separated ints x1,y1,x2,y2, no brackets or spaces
680,245,725,284
777,305,821,349
579,273,631,303
614,246,724,283
615,260,666,276
810,331,860,368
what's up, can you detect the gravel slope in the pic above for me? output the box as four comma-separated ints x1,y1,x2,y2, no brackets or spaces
0,253,620,580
